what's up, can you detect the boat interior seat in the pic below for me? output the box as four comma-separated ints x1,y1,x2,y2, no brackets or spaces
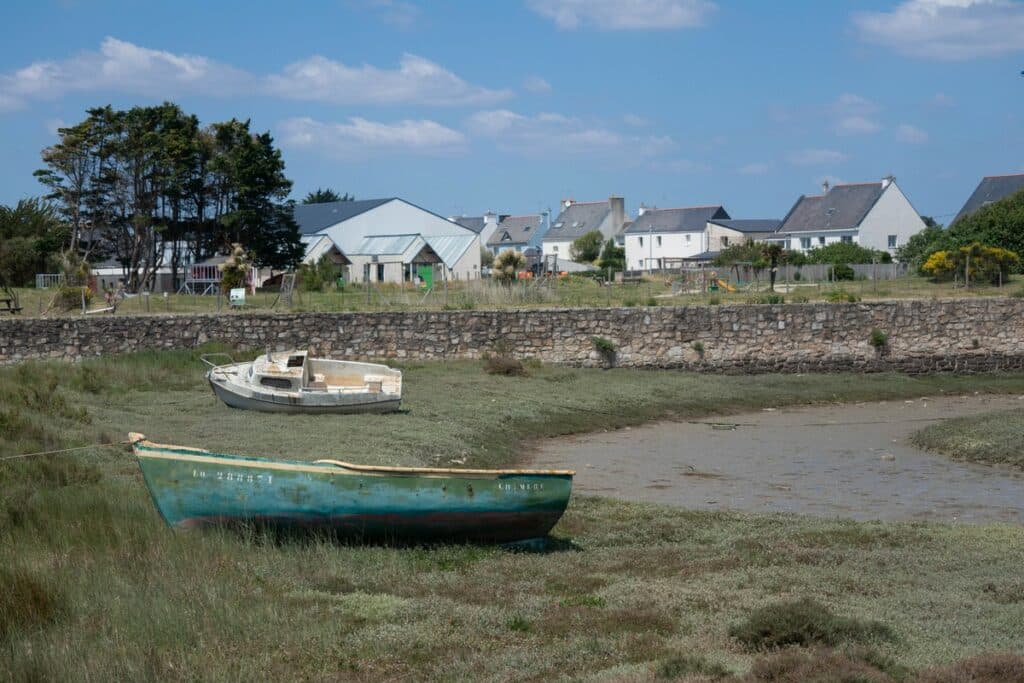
307,381,328,391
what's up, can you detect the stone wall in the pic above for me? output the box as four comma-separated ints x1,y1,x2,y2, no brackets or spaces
2,299,1023,373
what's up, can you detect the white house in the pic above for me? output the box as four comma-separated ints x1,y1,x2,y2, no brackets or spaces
293,198,482,282
776,178,925,255
624,205,728,271
543,196,626,262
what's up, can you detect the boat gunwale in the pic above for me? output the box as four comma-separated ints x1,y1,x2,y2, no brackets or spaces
128,434,575,478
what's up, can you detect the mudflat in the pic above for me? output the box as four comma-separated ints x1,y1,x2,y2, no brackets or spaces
527,394,1024,524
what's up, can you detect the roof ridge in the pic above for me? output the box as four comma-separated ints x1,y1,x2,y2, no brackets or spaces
831,182,882,188
500,214,542,219
982,173,1024,178
645,204,723,211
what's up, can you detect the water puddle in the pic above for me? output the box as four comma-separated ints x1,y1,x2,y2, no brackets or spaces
527,394,1024,524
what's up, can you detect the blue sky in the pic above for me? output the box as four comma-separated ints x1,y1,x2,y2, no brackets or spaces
1,0,1022,223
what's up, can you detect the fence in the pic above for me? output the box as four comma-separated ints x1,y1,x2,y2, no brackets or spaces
35,274,64,289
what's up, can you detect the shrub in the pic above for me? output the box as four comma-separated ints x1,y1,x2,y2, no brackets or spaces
0,567,65,641
728,597,894,650
506,615,531,633
692,341,705,359
832,263,856,281
826,289,860,303
657,654,731,680
591,336,617,367
922,243,1020,284
916,652,1024,683
483,353,526,377
708,296,720,305
790,294,810,303
869,329,888,348
746,648,896,683
56,285,91,311
793,270,802,281
645,297,658,307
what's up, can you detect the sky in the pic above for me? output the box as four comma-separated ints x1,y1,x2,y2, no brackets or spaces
1,0,1022,223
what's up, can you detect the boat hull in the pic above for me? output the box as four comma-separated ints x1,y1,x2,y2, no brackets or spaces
208,378,402,414
132,438,573,543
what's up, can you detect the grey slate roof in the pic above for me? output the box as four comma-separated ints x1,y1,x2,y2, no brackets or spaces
488,214,542,246
544,202,611,241
708,218,781,233
778,183,885,233
953,174,1024,224
293,198,394,235
625,206,729,234
452,215,486,233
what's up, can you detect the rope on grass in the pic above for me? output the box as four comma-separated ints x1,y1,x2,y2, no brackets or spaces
0,440,130,462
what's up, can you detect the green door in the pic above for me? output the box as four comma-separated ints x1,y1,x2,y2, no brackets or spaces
416,265,434,289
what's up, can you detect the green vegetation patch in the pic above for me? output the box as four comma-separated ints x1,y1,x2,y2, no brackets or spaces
910,407,1024,468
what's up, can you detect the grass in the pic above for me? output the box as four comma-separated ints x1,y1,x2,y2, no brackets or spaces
2,351,1024,679
910,407,1024,468
8,272,1021,318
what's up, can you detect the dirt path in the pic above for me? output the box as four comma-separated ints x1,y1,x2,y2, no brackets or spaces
527,394,1024,524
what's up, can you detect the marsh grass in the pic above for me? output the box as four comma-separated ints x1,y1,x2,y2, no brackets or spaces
3,351,1024,679
910,408,1024,468
729,598,895,650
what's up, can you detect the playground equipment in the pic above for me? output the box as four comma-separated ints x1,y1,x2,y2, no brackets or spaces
710,278,736,293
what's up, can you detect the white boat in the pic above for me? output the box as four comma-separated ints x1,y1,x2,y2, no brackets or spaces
202,351,402,414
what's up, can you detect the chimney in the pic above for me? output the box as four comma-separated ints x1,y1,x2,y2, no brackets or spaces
638,203,648,217
821,180,830,194
562,198,574,211
608,195,625,233
882,174,895,189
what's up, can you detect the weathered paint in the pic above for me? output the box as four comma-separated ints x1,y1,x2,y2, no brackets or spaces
130,434,573,543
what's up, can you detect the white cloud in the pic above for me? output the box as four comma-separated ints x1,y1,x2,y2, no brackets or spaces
788,148,848,166
738,162,771,175
526,0,716,29
0,37,250,109
830,93,882,135
853,0,1024,60
523,76,553,93
836,116,883,135
0,38,510,111
278,116,466,158
466,109,674,158
622,113,648,127
265,53,511,106
895,123,930,143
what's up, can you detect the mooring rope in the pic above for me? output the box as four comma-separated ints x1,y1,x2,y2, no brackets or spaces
0,440,129,462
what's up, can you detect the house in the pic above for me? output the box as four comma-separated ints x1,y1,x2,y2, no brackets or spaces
293,197,481,282
952,173,1024,224
624,205,729,271
705,218,782,252
448,212,507,245
300,234,349,267
776,177,925,254
486,213,549,255
543,196,627,261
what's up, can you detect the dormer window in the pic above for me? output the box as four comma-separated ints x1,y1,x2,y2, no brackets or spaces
523,225,531,231
501,232,511,241
553,222,564,229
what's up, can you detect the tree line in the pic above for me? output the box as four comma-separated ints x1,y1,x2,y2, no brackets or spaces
24,102,302,291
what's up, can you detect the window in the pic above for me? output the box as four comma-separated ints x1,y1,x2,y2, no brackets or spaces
639,236,644,247
818,236,826,246
721,236,729,247
841,235,853,244
685,234,691,243
376,264,385,282
888,235,897,248
800,237,811,249
656,236,662,247
553,245,559,252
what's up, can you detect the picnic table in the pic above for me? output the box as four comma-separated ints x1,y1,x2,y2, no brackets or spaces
1,297,23,314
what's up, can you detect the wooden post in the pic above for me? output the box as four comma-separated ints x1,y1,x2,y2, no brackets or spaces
965,252,970,289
